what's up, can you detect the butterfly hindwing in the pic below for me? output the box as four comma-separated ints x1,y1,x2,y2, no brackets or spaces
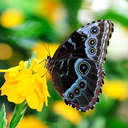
63,58,98,112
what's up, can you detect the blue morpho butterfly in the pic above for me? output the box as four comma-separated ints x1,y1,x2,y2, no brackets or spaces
46,20,114,112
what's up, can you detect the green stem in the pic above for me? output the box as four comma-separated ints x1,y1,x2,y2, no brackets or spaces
0,104,7,128
8,102,27,128
8,53,36,128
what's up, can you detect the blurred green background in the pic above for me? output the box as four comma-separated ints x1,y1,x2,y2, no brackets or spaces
0,0,128,128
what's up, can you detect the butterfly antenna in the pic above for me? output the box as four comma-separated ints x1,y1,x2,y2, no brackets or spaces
47,43,51,57
41,71,48,78
38,59,46,64
41,42,51,58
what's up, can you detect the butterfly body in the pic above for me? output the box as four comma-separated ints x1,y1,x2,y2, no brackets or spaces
46,20,114,112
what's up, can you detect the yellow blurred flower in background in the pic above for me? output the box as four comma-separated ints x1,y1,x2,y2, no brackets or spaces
103,80,128,101
33,42,59,59
8,114,48,128
0,43,13,60
18,116,48,128
53,101,81,124
0,58,50,111
0,9,24,28
37,0,63,22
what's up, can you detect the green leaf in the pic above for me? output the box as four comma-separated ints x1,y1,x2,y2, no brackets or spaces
9,102,27,128
0,104,7,128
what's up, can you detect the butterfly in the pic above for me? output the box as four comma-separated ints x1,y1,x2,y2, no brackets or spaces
46,20,114,112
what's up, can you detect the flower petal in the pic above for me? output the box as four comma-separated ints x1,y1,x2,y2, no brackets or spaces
0,58,50,111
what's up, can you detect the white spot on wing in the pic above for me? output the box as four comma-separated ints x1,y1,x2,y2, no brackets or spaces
68,38,76,50
59,60,64,69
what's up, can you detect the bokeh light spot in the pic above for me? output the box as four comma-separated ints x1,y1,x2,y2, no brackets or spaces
0,43,13,60
0,9,24,28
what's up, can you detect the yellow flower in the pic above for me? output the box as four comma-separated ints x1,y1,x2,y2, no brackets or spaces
0,58,50,111
33,42,59,80
0,9,24,28
53,101,81,124
8,114,48,128
103,80,128,101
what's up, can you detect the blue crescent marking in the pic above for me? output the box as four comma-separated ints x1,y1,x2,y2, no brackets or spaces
64,59,90,99
74,58,91,77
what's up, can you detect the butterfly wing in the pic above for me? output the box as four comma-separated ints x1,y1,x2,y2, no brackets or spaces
51,57,102,112
48,20,114,112
52,20,113,64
